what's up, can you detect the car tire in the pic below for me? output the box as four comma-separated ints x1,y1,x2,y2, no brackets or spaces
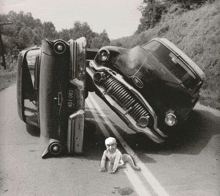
26,124,40,137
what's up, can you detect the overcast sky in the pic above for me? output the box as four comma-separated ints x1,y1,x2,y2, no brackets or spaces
0,0,143,39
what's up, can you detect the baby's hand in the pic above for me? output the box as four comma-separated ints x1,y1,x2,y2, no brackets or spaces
108,169,116,174
99,167,106,172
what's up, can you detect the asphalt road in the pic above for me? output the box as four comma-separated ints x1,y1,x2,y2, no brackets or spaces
0,84,219,196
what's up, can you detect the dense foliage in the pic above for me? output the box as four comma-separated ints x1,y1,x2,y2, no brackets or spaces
59,22,110,48
0,11,58,53
136,0,210,34
0,11,110,57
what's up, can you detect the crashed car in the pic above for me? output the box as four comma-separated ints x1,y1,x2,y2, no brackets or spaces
17,37,204,158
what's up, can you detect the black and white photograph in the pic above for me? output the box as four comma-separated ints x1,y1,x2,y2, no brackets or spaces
0,0,219,195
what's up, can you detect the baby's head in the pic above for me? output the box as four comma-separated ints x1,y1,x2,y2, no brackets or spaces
105,137,117,153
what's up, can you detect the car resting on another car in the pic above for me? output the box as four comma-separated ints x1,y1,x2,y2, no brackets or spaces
17,37,205,158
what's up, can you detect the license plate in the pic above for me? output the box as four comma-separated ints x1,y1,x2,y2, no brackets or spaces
67,88,75,110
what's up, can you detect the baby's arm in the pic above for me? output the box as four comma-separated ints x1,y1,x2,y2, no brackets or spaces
100,150,107,172
109,150,122,173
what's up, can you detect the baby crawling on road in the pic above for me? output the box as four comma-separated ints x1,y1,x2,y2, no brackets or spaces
100,137,140,174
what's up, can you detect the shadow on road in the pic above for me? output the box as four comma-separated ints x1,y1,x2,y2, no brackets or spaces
24,107,220,161
161,108,220,155
95,108,220,159
26,124,40,137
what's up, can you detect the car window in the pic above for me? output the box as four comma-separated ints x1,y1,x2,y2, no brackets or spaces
142,40,200,92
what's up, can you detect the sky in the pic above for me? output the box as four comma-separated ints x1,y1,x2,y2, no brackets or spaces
0,0,143,39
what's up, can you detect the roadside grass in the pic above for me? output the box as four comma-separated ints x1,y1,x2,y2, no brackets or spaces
0,61,17,91
200,89,220,110
111,1,220,110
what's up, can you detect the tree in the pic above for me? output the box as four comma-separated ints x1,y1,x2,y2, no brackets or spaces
168,0,206,9
19,27,35,47
136,0,168,34
90,30,110,49
58,22,110,48
42,22,58,40
69,21,97,47
59,29,71,41
135,0,208,35
32,26,43,46
0,11,110,54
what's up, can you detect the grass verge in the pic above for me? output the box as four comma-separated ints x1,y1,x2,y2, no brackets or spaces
0,69,17,91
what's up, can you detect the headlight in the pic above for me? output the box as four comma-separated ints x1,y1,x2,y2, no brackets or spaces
97,49,110,62
48,141,62,155
54,40,66,54
138,115,150,127
165,112,177,126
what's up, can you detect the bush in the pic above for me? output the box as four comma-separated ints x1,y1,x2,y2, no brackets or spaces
0,55,17,91
110,1,220,110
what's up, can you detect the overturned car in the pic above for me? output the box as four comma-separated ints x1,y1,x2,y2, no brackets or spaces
17,37,205,158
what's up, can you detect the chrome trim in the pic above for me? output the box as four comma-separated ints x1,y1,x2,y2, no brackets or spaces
87,61,168,142
67,110,84,154
67,37,86,154
69,39,77,79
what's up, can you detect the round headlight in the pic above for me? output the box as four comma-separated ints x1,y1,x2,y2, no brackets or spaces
165,113,177,126
97,49,110,62
48,141,62,155
54,41,66,54
138,115,150,127
94,72,107,83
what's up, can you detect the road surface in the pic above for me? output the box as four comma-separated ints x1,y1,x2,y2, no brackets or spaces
0,84,219,196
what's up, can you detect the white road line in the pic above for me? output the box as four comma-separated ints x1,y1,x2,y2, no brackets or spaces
86,98,152,196
87,94,170,196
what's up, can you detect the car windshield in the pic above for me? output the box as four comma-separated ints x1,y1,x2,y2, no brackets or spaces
142,41,201,92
